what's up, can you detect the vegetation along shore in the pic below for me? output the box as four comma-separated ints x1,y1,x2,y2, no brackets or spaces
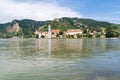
0,17,120,39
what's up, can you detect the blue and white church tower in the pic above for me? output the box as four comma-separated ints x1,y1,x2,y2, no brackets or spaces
48,24,51,38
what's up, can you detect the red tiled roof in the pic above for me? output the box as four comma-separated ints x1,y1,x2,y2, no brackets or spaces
51,29,60,33
67,29,82,32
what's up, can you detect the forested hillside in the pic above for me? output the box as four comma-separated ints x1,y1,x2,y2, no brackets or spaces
0,17,120,38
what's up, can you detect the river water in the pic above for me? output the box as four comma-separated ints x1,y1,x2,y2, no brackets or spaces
0,38,120,80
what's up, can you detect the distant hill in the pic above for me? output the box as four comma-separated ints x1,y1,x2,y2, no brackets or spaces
40,17,118,31
0,19,48,38
0,17,119,38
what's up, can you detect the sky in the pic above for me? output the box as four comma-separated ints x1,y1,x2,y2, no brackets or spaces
0,0,120,24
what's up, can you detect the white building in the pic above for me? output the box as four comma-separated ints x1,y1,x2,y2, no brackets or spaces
48,24,51,38
65,29,83,35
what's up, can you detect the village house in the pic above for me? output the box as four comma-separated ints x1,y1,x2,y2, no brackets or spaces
64,29,83,38
34,24,83,38
51,29,60,38
65,29,83,35
34,30,48,38
34,29,60,38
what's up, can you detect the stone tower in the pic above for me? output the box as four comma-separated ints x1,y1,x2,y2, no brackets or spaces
48,24,51,38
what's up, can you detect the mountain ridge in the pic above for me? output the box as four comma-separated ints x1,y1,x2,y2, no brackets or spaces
0,17,120,38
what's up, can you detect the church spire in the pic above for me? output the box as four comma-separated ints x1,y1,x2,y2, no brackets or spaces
48,24,51,38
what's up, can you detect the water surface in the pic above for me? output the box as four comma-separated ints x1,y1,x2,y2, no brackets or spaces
0,39,120,80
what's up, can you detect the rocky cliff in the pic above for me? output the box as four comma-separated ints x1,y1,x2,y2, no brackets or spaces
7,20,21,33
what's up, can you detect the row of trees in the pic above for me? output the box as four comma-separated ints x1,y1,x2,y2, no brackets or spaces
3,25,120,38
0,18,120,38
106,26,120,37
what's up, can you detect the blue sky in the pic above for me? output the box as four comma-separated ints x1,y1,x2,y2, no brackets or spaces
0,0,120,24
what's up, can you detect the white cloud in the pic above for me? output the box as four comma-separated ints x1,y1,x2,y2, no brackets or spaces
0,0,82,23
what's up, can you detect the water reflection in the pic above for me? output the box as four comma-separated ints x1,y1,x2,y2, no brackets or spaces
34,39,83,59
2,38,120,60
0,39,120,80
1,38,109,65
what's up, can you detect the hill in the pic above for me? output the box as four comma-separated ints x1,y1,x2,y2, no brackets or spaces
40,17,118,31
0,17,120,38
0,19,48,38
